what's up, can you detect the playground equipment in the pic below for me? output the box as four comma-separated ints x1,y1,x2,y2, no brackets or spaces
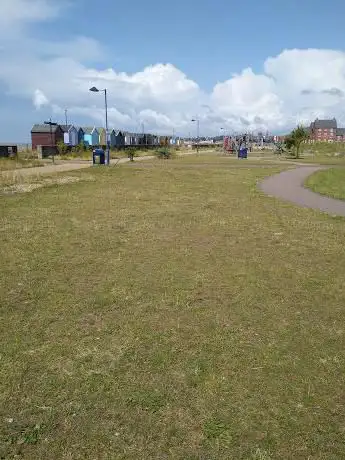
224,136,249,158
223,136,235,154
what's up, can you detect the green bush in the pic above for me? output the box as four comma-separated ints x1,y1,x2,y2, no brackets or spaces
155,148,176,159
57,141,68,156
127,147,137,162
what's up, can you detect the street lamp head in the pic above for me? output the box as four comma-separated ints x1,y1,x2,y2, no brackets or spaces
191,119,196,122
89,86,100,92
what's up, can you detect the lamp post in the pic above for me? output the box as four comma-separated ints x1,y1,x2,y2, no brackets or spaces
220,127,225,145
44,119,57,164
141,122,145,147
89,86,110,165
191,118,199,154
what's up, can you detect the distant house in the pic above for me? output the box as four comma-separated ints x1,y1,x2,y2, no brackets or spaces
31,124,64,150
108,129,116,147
310,118,337,142
145,134,156,146
124,132,131,146
170,137,181,146
124,132,138,146
97,127,106,146
61,125,79,146
159,136,169,146
83,127,99,147
114,130,125,147
0,144,18,158
75,127,84,144
336,128,345,142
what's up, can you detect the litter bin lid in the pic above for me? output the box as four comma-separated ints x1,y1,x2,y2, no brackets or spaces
93,148,104,154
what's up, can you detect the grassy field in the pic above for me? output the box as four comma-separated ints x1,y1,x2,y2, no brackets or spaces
306,167,345,200
301,141,345,156
1,155,345,459
293,142,345,165
285,155,345,166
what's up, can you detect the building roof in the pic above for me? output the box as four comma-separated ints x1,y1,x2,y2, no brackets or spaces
60,124,73,133
31,124,61,133
124,132,138,137
313,118,337,129
83,127,98,134
337,128,345,136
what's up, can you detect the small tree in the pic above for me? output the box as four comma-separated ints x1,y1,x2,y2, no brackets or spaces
285,125,309,159
57,141,68,156
155,147,175,159
127,147,136,162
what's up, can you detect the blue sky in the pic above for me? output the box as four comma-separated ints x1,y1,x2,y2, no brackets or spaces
1,0,345,141
35,0,345,88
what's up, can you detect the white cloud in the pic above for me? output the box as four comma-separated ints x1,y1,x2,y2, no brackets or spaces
2,1,345,136
0,0,61,28
33,89,49,109
211,68,283,131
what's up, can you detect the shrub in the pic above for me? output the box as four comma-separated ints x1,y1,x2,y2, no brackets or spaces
127,147,137,162
155,147,175,159
57,141,68,156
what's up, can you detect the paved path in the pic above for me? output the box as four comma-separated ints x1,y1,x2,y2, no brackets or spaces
260,166,345,217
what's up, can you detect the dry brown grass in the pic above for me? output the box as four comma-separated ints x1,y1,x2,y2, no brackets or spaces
0,157,43,171
0,170,95,195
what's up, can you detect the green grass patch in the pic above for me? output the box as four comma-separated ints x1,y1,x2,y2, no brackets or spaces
292,142,345,165
305,167,345,200
301,141,345,156
2,156,345,458
285,155,345,165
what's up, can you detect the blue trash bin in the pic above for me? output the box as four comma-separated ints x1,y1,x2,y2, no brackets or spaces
239,148,248,159
92,148,105,165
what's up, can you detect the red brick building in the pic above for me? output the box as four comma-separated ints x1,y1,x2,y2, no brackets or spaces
336,128,345,142
309,118,337,142
31,124,64,150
